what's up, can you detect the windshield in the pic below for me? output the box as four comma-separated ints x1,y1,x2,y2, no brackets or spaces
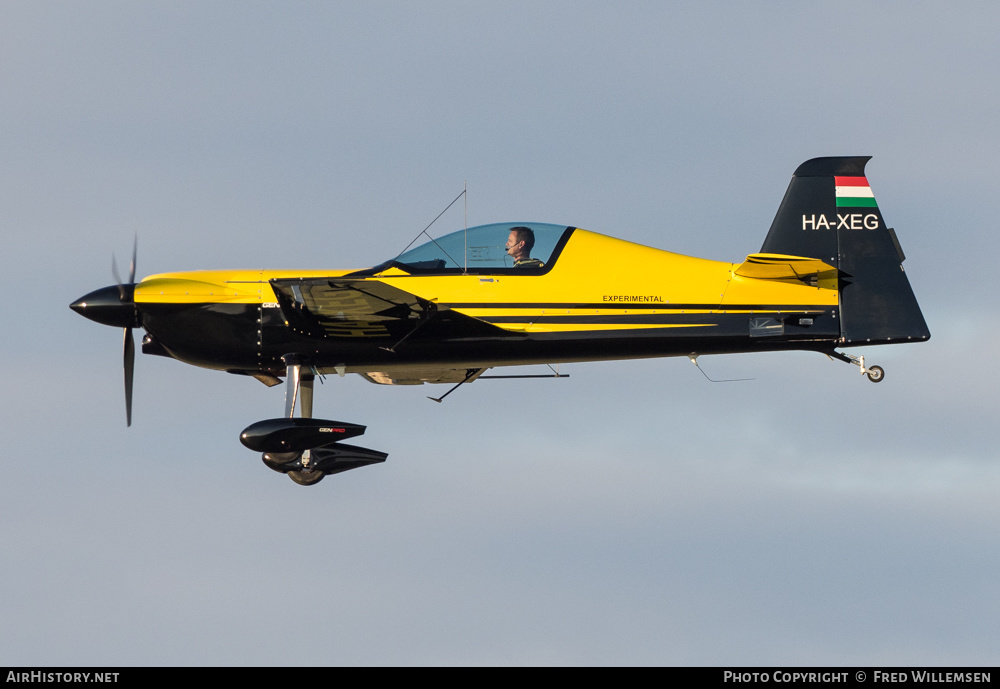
391,222,571,272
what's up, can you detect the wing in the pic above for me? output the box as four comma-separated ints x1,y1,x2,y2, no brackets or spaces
269,277,518,341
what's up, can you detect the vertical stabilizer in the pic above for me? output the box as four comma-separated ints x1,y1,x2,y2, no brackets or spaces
760,157,930,346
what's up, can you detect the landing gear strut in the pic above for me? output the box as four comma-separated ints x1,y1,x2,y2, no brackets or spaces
828,350,885,383
277,356,324,485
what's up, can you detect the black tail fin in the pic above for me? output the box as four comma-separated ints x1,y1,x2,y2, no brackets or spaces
760,156,930,346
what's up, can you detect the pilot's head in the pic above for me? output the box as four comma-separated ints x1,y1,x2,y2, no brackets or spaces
506,226,535,259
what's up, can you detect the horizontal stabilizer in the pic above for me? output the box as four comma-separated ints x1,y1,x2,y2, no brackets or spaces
734,253,837,282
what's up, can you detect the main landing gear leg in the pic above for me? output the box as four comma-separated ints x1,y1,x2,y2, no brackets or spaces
828,350,884,383
284,357,314,419
280,355,324,485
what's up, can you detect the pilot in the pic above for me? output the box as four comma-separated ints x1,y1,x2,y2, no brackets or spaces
506,226,544,268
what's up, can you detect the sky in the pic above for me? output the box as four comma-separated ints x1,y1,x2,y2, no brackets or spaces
2,1,998,666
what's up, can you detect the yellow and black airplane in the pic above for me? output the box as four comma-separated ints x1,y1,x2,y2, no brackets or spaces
71,156,929,485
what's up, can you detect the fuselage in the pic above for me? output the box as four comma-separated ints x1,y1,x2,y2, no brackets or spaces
131,227,841,380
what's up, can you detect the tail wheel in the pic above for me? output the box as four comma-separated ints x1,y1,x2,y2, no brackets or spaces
866,365,885,383
288,470,325,486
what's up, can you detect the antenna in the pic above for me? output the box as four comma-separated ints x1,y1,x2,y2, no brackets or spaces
464,180,468,273
688,354,754,383
391,189,466,267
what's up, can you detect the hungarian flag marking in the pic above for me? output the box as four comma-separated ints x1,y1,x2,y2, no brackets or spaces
834,176,877,207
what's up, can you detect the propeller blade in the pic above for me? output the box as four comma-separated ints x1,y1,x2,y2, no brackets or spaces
129,235,137,284
112,236,137,300
123,327,135,427
112,254,124,300
110,238,139,425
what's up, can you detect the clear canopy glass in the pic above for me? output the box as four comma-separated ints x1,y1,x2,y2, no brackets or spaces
391,222,570,272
